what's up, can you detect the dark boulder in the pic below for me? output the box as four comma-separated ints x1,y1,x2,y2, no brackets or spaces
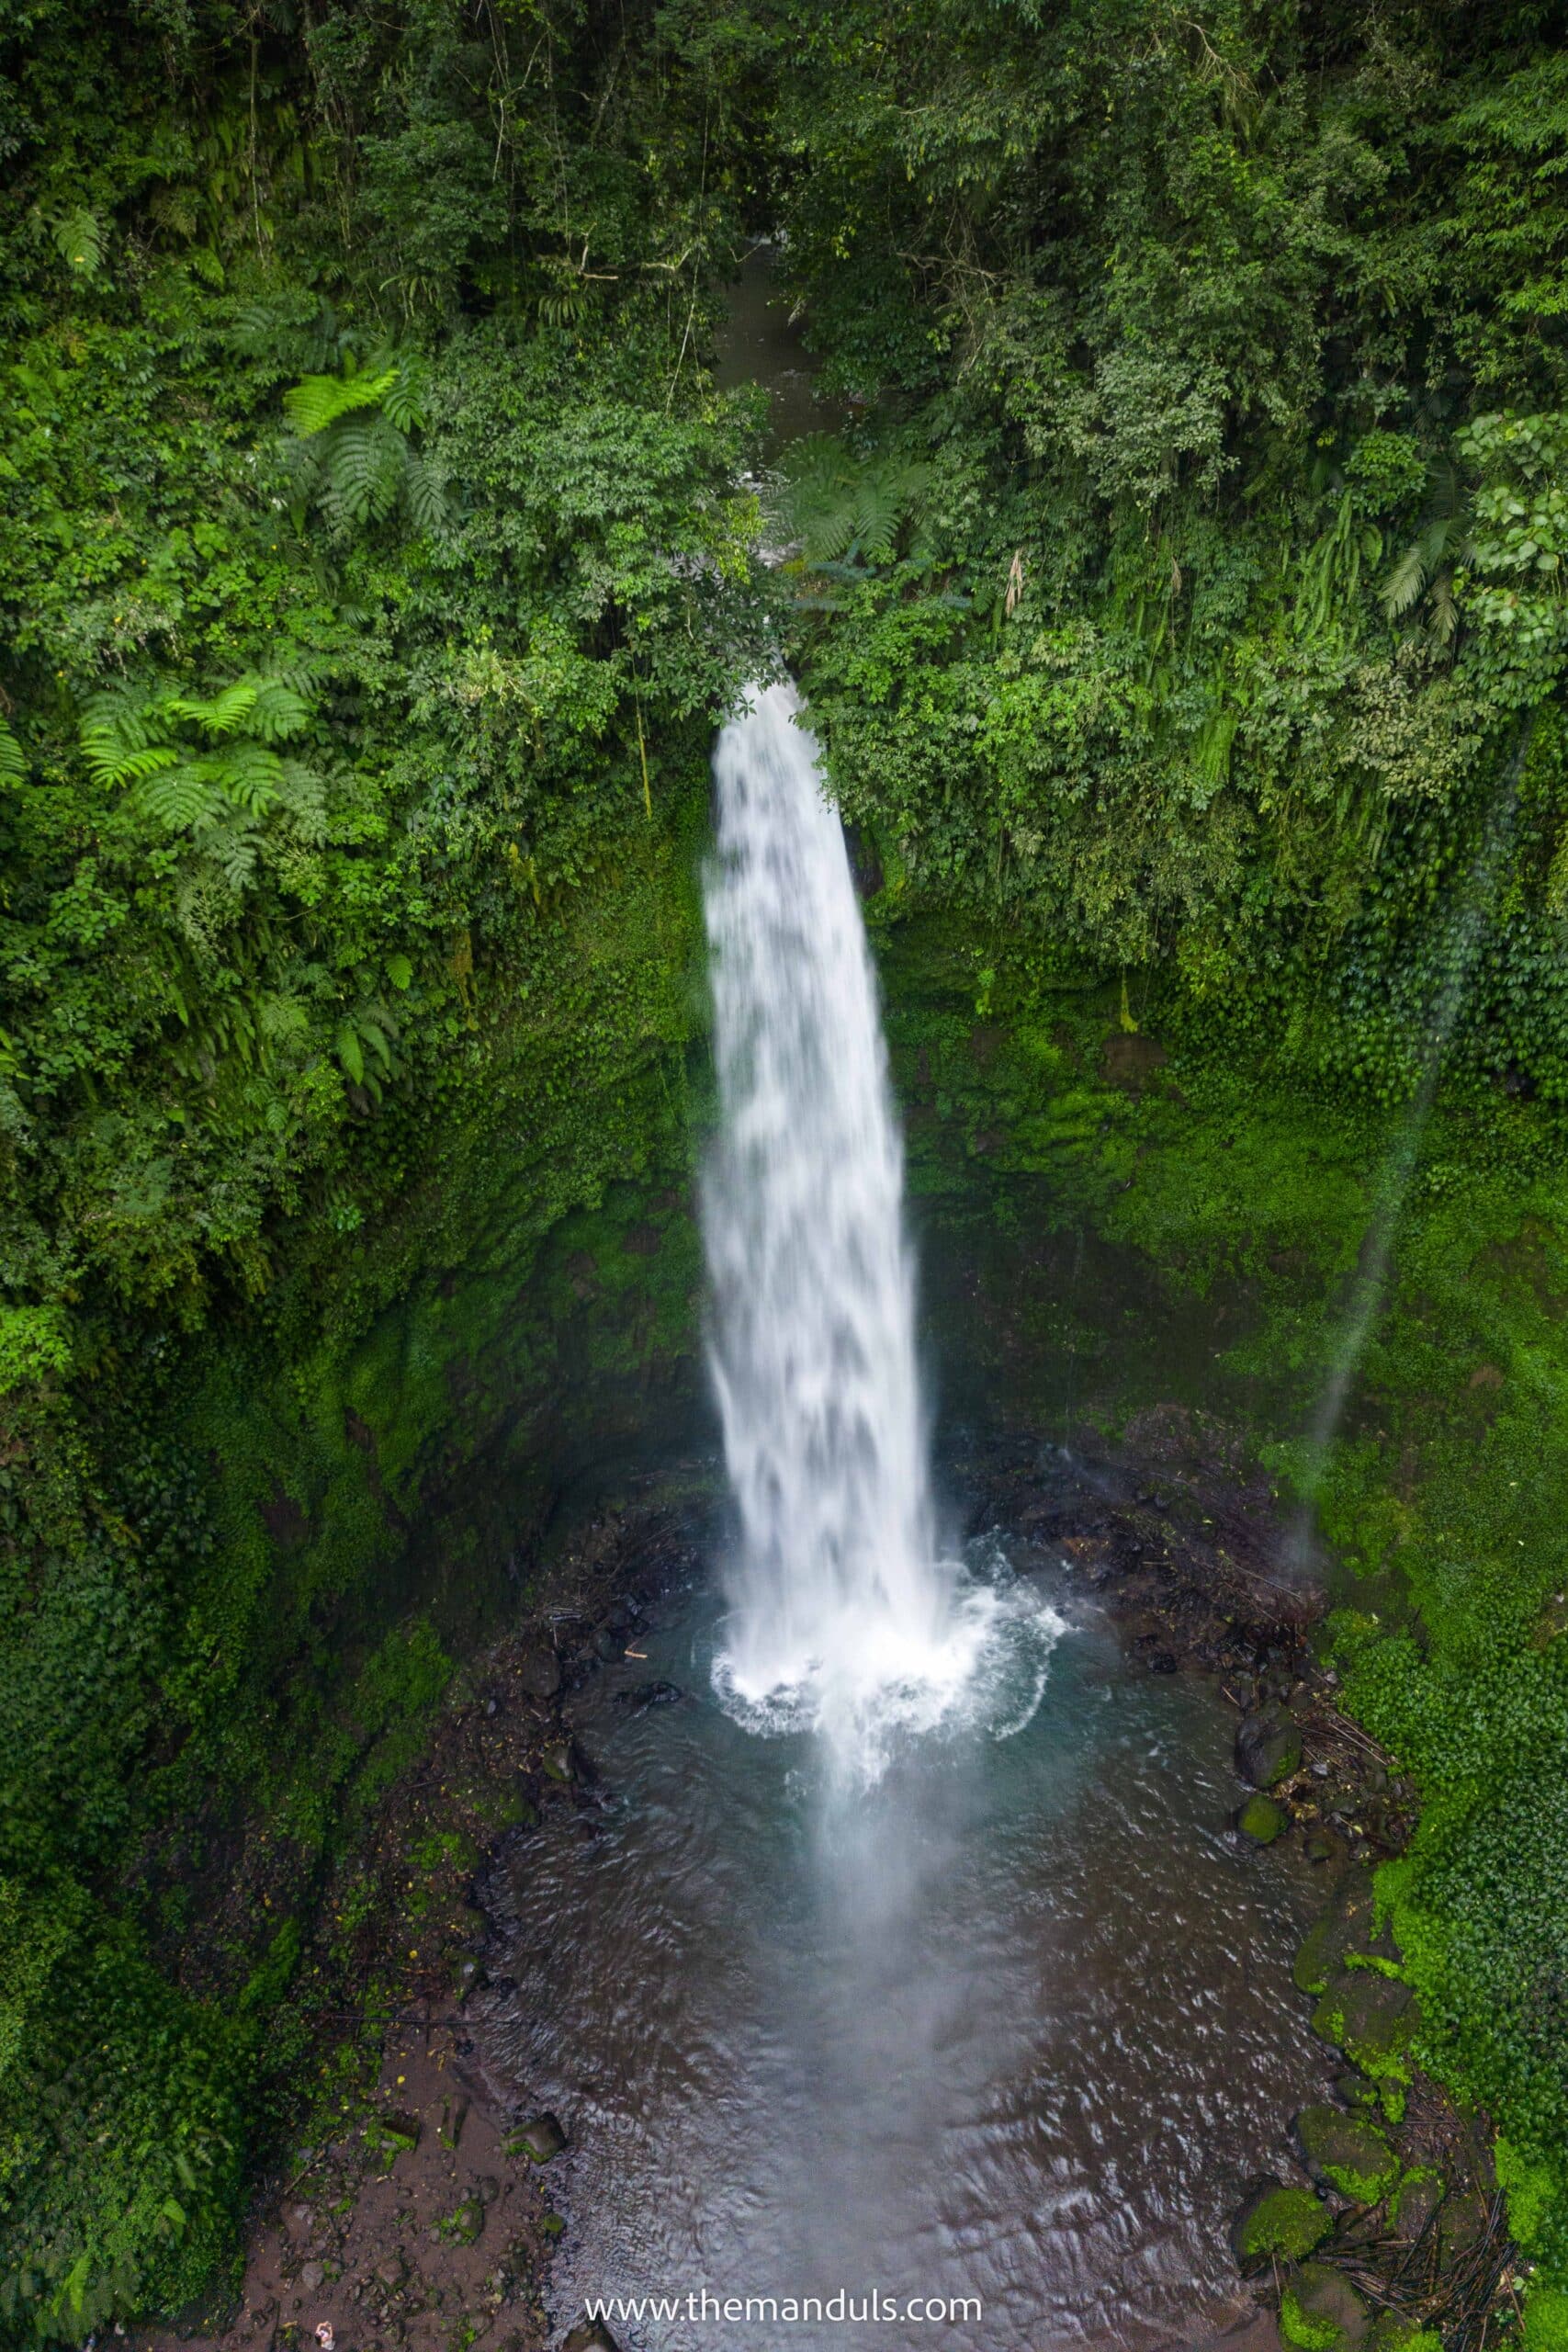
1236,1702,1303,1788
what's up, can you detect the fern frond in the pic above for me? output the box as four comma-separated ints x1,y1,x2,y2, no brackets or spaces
204,820,261,891
0,721,23,786
335,1023,365,1084
284,368,399,438
402,453,448,537
139,762,222,831
213,740,284,814
165,679,260,739
52,206,102,277
321,413,404,525
380,358,429,434
81,715,181,791
1382,540,1430,620
275,759,328,841
246,680,311,741
1428,576,1459,646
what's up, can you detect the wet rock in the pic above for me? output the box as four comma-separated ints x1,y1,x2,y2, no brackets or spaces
371,2109,422,2158
518,1646,562,1701
506,2112,567,2164
285,2202,317,2241
1294,2104,1401,2203
1292,1871,1383,1994
593,1629,620,1660
374,2255,407,2291
1438,2188,1490,2260
1230,2177,1331,2268
1237,1703,1303,1789
616,1679,682,1712
1388,2167,1446,2244
1237,1792,1287,1844
1312,1967,1416,2078
1281,2263,1370,2351
299,2262,327,2293
564,2324,620,2352
541,1740,575,1782
446,2197,484,2245
1334,2071,1379,2110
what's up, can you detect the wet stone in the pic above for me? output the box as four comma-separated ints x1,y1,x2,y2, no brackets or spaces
1438,2188,1490,2260
564,2325,621,2352
1293,2104,1401,2204
541,1741,575,1782
1312,1968,1416,2071
1389,2168,1446,2244
1237,1702,1303,1789
1281,2262,1371,2351
299,2261,326,2293
506,2112,567,2164
518,1646,562,1701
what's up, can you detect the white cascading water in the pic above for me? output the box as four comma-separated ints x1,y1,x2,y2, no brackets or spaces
703,683,1052,1779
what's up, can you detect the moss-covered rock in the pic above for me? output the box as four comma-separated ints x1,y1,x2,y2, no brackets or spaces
1292,1871,1383,1996
1312,1966,1416,2086
1294,2105,1402,2202
1366,2320,1442,2352
1237,1702,1303,1788
1280,2262,1371,2350
1238,1792,1289,1843
1231,2179,1332,2267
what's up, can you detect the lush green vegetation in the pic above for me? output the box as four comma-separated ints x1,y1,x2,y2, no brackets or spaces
4,0,1568,2340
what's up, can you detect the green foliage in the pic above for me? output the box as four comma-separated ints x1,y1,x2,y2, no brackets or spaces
0,0,761,2331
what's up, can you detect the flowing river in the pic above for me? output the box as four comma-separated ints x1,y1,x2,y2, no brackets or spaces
474,687,1337,2349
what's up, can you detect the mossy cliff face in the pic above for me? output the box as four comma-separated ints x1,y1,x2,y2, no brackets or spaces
867,899,1568,2290
0,814,715,2339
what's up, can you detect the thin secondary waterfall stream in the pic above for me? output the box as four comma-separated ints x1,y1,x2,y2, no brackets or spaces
475,688,1338,2351
702,682,1013,1778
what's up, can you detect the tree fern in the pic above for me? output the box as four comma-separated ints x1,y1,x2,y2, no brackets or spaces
0,720,24,786
778,436,933,567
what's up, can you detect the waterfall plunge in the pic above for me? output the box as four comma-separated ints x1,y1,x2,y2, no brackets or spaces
702,683,1027,1779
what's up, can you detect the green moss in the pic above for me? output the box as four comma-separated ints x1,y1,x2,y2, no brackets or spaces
1366,2323,1442,2352
1237,2187,1332,2262
1296,2105,1403,2204
1500,2138,1561,2253
1239,1793,1289,1844
1280,2265,1370,2352
1526,2290,1568,2352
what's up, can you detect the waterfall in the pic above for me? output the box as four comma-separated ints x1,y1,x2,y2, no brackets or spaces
702,682,1012,1777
